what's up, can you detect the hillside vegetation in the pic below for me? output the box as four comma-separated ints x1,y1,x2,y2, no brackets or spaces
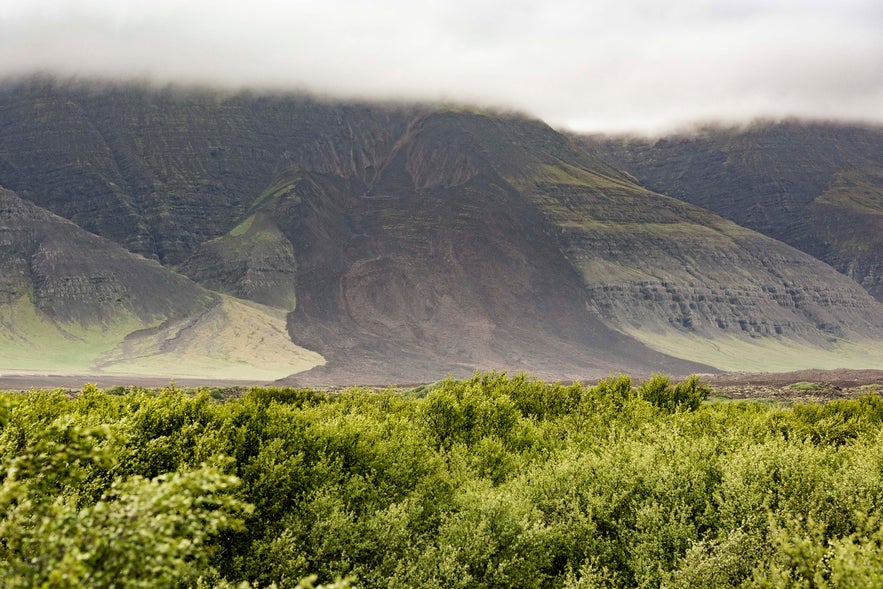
5,373,883,587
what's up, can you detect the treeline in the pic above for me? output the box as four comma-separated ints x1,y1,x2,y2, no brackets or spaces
3,373,883,587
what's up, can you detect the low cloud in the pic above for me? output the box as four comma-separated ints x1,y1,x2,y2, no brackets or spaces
1,0,881,134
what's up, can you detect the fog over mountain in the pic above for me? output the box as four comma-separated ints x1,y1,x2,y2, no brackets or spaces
2,0,882,133
1,2,882,382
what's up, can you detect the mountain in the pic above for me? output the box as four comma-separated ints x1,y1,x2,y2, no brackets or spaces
0,185,322,379
0,80,881,383
578,121,883,301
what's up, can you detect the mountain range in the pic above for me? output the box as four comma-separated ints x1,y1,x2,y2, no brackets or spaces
580,122,883,301
0,79,881,384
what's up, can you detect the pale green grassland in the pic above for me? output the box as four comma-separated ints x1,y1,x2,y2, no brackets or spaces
626,328,883,372
96,296,323,380
0,296,324,380
0,296,144,372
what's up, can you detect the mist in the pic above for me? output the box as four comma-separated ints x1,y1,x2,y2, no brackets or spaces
1,0,882,134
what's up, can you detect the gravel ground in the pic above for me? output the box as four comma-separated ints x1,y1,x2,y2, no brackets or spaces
1,368,881,403
703,369,883,403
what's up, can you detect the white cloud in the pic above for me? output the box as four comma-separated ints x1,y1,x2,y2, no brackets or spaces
0,0,881,133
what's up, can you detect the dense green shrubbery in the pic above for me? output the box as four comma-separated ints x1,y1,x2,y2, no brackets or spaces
3,373,883,587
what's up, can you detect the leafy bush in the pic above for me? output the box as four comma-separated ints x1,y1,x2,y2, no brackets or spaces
2,373,883,587
640,373,710,412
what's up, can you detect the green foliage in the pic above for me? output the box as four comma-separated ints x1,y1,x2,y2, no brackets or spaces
785,381,822,392
244,386,326,408
420,373,522,449
0,415,249,588
408,381,444,398
3,373,883,587
640,373,710,412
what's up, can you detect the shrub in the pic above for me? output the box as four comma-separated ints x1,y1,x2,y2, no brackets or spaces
640,374,709,412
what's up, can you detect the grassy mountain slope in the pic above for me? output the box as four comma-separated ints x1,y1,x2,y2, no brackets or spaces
94,296,323,380
0,186,322,378
579,121,883,300
178,209,299,310
438,114,883,371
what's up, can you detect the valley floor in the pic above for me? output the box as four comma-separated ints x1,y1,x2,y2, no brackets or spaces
1,368,881,402
704,368,883,402
0,370,258,391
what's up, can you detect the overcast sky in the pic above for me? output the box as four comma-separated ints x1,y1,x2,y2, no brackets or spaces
1,0,881,134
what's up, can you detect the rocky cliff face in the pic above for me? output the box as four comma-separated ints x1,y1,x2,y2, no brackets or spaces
579,122,883,301
1,81,882,382
212,113,709,382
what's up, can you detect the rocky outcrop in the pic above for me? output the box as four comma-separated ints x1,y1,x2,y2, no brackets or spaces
179,211,299,310
0,81,421,265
